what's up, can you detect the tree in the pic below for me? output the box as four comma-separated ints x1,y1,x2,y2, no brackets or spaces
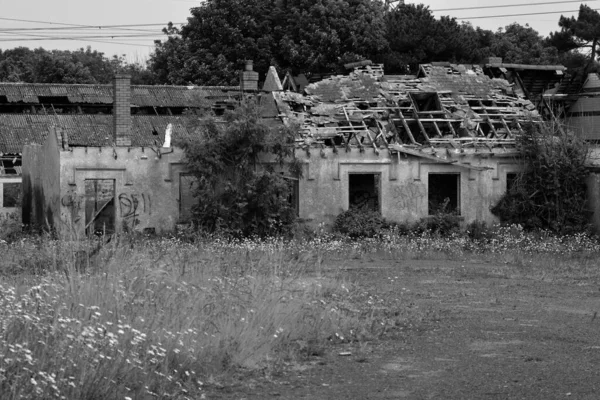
176,99,302,237
0,46,154,84
491,23,559,65
548,5,600,72
491,124,590,234
383,4,496,73
149,0,388,85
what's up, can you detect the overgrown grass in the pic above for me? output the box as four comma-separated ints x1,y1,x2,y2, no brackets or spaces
1,225,599,399
0,238,380,399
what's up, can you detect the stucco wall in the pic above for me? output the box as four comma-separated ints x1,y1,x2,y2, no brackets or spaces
22,132,61,231
296,148,520,227
57,146,188,237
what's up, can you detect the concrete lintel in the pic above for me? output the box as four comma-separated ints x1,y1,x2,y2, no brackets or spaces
165,162,187,182
493,162,518,181
334,160,392,181
70,167,127,186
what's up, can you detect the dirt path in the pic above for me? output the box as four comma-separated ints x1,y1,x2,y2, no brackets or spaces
208,257,600,400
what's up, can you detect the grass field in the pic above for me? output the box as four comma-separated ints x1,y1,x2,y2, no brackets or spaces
1,227,599,399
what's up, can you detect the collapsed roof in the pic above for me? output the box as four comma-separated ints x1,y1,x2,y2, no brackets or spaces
274,63,543,155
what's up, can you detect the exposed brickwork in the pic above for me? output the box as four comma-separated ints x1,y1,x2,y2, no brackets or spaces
240,60,259,91
113,74,132,147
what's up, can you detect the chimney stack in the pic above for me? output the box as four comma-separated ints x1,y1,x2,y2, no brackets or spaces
113,74,131,147
240,60,259,91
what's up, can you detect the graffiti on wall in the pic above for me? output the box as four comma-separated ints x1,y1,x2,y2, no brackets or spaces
61,190,83,222
61,188,152,231
118,193,152,221
392,182,426,210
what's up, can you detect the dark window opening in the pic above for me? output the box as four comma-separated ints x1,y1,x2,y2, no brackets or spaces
1,157,21,175
349,173,380,212
37,96,71,107
286,178,299,217
410,92,442,112
2,182,21,208
179,174,198,223
506,172,518,193
428,173,460,215
85,179,115,236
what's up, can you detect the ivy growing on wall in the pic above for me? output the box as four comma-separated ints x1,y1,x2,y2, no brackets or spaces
491,123,591,234
177,99,302,238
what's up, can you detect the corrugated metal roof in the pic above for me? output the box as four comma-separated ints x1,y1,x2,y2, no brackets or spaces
0,114,203,153
0,83,239,107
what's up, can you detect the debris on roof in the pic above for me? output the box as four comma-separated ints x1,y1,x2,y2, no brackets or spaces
275,63,542,155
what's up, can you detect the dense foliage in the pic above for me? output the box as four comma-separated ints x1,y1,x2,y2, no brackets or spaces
3,3,598,84
149,0,388,84
177,100,301,237
0,47,154,84
491,124,591,234
548,4,600,74
149,2,568,82
333,208,384,238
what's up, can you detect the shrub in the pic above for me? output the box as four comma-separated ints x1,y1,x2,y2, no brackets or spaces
0,212,22,243
420,198,461,235
492,123,591,234
333,208,384,238
466,220,494,241
177,100,302,238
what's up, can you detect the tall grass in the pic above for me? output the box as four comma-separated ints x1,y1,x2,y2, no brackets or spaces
0,238,367,399
1,225,599,399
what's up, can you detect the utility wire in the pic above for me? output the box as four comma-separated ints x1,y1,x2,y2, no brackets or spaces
457,8,600,20
432,0,596,12
0,17,184,28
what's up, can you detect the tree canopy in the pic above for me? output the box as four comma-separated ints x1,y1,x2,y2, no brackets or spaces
548,4,600,74
0,47,154,84
149,0,389,85
0,2,590,85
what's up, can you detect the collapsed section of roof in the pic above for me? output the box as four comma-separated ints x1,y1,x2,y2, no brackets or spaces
274,63,542,153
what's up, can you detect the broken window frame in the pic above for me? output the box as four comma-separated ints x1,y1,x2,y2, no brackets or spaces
84,179,116,236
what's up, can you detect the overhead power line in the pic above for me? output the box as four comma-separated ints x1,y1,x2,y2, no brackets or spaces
0,17,185,28
457,8,600,20
432,0,596,12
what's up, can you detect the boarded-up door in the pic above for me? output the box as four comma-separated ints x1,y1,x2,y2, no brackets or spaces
179,174,197,222
85,179,115,235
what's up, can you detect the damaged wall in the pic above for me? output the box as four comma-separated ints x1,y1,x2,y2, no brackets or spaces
22,128,61,231
23,132,192,237
296,148,519,227
56,146,188,237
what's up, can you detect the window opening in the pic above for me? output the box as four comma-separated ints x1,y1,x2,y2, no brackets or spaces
349,173,380,212
506,172,518,193
0,157,21,175
179,174,198,223
84,179,115,235
286,178,299,217
2,182,21,208
428,173,460,215
410,92,442,111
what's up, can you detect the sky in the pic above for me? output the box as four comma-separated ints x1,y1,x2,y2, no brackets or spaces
0,0,598,63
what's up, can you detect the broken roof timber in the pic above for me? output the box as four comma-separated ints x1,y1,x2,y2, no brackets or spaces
388,144,491,171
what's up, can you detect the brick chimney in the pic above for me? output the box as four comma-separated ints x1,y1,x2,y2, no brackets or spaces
240,60,259,91
113,74,131,147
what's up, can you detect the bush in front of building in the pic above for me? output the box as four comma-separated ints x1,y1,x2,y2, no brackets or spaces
177,100,302,238
333,208,385,238
491,123,591,234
